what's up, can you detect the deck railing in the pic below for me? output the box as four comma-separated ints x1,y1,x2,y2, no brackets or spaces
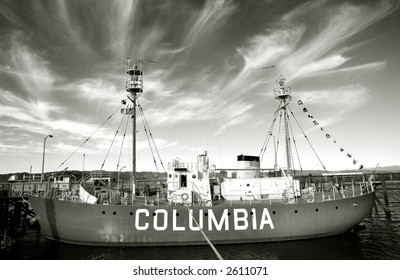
222,180,374,206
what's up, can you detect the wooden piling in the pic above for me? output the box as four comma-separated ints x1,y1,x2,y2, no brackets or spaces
0,197,34,232
373,200,379,214
380,174,391,217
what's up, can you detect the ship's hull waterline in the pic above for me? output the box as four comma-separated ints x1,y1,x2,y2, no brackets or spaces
28,192,375,247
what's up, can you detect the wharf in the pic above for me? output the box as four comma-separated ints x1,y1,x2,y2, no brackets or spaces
0,196,35,228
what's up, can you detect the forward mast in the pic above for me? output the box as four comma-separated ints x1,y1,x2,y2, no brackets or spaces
125,58,144,198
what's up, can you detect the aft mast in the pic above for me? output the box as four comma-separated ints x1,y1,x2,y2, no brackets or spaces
125,58,143,199
274,77,293,176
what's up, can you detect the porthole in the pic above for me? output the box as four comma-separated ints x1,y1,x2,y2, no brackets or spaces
168,174,172,178
294,210,298,214
228,212,231,216
336,206,338,210
315,209,319,212
129,212,133,216
205,212,208,217
102,211,105,215
250,211,254,215
153,212,156,216
192,174,196,179
113,211,117,215
176,212,180,216
272,211,276,215
247,183,250,187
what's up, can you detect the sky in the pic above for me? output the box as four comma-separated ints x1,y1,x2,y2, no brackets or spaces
0,0,400,175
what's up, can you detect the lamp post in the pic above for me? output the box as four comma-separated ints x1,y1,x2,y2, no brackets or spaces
41,135,53,184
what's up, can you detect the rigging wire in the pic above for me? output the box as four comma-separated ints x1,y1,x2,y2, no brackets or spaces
116,109,131,171
137,101,166,172
55,105,123,171
259,103,281,161
295,98,365,170
286,113,303,176
100,112,125,170
138,102,159,172
287,105,330,175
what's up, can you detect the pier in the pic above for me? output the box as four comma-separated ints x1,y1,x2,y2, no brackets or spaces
0,184,35,250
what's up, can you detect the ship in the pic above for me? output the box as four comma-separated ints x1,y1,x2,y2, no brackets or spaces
27,59,376,248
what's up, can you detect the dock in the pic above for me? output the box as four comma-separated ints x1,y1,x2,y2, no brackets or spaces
0,184,36,250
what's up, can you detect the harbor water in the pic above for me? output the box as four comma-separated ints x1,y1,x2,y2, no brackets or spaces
1,187,399,260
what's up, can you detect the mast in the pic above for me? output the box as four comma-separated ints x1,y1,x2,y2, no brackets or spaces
274,78,293,175
125,58,143,199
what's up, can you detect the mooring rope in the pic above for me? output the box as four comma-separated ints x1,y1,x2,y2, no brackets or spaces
185,205,223,260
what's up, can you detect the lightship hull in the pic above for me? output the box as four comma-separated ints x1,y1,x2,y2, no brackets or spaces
28,192,375,246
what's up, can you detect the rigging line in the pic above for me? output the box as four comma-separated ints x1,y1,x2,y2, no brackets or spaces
259,128,273,163
287,113,304,176
276,105,284,163
116,111,130,171
137,101,166,172
288,105,329,174
55,105,123,171
207,72,223,167
100,112,125,170
259,102,279,160
185,205,224,260
259,105,280,161
138,102,159,172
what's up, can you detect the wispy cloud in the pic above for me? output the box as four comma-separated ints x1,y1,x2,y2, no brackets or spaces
0,89,62,124
321,61,387,76
236,0,397,81
237,26,305,71
62,78,122,103
1,32,60,98
184,0,238,49
295,84,369,126
281,0,396,79
53,0,93,55
107,0,139,57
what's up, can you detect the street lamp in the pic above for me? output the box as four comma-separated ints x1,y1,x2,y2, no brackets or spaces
41,135,53,184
